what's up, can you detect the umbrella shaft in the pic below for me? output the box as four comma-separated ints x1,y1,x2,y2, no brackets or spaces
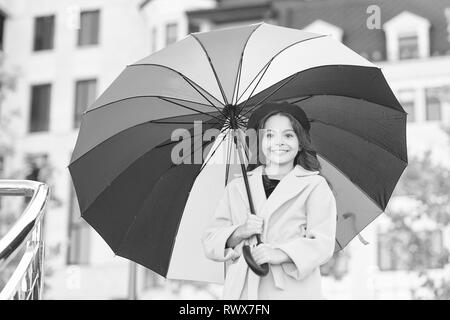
233,132,262,245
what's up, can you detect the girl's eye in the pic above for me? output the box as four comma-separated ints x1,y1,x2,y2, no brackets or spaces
285,133,294,138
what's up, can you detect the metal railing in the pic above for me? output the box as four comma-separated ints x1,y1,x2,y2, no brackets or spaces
0,180,49,300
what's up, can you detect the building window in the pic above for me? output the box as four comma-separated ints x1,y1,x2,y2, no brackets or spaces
188,22,200,34
67,184,90,265
397,89,416,122
25,153,48,182
165,23,178,46
78,10,100,46
74,79,97,128
24,153,49,208
0,156,4,177
0,156,4,210
383,11,430,61
0,11,6,51
398,34,419,60
425,87,448,121
377,230,444,271
29,84,51,132
143,269,164,290
33,15,55,51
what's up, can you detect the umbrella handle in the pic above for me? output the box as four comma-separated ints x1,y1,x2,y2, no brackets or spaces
242,245,269,276
231,130,270,277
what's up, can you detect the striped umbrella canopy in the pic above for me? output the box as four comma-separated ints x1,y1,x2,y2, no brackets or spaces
68,23,407,284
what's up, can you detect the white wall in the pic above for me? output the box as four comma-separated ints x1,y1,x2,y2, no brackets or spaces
380,55,450,167
2,0,149,275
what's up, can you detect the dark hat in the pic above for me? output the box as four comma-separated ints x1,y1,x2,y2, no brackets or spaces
246,101,311,132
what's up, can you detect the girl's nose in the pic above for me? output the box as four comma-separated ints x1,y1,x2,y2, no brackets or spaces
274,136,284,145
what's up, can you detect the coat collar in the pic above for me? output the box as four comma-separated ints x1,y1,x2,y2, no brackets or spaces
247,164,319,178
234,165,319,238
234,164,319,178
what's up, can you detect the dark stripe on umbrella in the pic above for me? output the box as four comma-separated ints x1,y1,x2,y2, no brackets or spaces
311,121,407,210
116,163,204,276
72,96,223,162
298,95,407,162
118,131,234,277
81,136,216,276
239,65,404,114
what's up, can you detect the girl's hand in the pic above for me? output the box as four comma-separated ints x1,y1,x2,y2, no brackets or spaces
251,244,291,265
236,215,264,240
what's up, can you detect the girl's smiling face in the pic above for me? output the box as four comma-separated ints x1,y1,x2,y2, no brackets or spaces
261,114,300,166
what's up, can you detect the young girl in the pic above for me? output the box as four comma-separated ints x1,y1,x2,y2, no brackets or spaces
202,102,337,300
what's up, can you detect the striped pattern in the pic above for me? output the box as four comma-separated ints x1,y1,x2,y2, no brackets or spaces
69,23,407,282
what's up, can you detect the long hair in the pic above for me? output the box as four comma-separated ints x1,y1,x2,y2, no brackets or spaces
248,110,322,172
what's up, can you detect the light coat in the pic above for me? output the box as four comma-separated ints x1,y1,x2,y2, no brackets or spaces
201,164,337,299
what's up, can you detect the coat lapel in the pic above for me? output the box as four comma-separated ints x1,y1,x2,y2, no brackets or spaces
234,165,320,224
258,165,319,240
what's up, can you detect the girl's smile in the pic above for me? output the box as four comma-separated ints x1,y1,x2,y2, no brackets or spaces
261,115,300,167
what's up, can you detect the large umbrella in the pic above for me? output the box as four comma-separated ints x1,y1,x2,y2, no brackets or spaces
68,23,407,284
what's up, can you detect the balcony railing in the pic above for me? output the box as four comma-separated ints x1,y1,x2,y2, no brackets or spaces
0,180,49,300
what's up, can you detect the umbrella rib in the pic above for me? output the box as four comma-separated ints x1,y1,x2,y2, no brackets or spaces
237,94,313,122
84,95,219,116
159,97,225,123
335,238,344,251
155,123,229,150
235,59,271,106
239,73,298,119
78,117,221,218
239,88,407,122
224,130,233,186
317,150,400,213
236,61,272,117
127,63,226,108
190,34,229,105
114,137,217,256
322,146,392,249
70,111,221,168
236,64,407,117
147,109,222,124
311,118,408,164
158,131,230,276
150,120,222,125
152,128,217,149
233,56,243,106
231,23,263,105
235,34,328,105
288,95,314,104
197,129,231,177
316,152,391,250
179,77,228,119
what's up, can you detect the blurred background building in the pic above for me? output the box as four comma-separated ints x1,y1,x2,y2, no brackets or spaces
0,0,449,299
